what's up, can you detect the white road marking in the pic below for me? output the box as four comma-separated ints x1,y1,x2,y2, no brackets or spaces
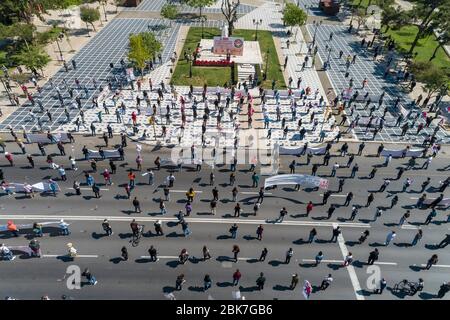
302,259,397,266
241,192,273,195
140,255,254,261
0,215,370,228
320,194,347,197
42,254,99,258
420,264,450,268
170,190,203,193
335,223,365,300
401,225,419,230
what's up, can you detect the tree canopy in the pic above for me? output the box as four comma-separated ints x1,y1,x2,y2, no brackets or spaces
282,3,307,29
161,3,179,20
80,6,100,32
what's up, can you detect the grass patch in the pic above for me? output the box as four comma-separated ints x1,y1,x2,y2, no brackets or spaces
171,27,286,88
384,25,450,76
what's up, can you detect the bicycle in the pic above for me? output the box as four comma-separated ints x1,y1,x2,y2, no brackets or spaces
131,225,145,247
392,279,423,296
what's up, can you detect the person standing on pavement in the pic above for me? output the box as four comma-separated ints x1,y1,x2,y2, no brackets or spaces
320,274,333,290
322,190,331,205
285,248,294,264
148,245,158,262
306,201,313,217
425,254,438,270
375,278,387,294
232,245,240,262
290,274,299,290
202,245,211,261
256,225,264,240
330,226,341,243
132,197,142,213
367,248,379,265
229,223,238,239
121,246,128,261
278,207,288,222
327,205,336,219
102,219,113,236
259,248,268,262
232,269,241,286
256,272,266,290
385,231,396,246
315,251,324,266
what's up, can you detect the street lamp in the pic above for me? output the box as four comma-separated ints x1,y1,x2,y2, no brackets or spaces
55,32,65,62
187,53,193,78
253,19,263,41
324,46,333,70
264,49,269,80
200,16,207,39
312,20,322,45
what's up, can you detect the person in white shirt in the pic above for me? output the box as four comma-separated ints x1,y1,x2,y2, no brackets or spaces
0,243,15,260
385,231,396,246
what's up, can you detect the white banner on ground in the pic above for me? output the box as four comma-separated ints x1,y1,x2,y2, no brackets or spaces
381,148,424,158
0,221,65,232
264,174,329,190
306,146,327,155
87,149,120,159
32,181,61,192
26,133,70,144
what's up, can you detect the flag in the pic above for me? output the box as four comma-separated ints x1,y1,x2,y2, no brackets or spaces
303,280,312,300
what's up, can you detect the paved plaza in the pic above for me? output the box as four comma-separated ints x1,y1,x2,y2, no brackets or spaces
307,23,449,144
127,0,256,14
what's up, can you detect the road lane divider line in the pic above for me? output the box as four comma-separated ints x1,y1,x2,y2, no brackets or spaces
335,223,365,301
42,254,99,258
420,264,450,268
241,192,273,195
302,259,397,266
0,215,370,228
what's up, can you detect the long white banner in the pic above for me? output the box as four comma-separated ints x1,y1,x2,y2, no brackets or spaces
264,174,329,189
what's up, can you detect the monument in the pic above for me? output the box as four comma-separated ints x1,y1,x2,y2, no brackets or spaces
213,23,245,56
196,23,263,82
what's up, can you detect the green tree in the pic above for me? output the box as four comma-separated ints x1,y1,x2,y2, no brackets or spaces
418,67,449,100
113,0,124,13
161,3,179,20
12,45,51,76
185,0,215,18
429,8,450,61
282,3,307,32
128,34,151,77
354,8,367,33
405,0,448,55
381,5,408,32
80,6,100,35
140,32,163,61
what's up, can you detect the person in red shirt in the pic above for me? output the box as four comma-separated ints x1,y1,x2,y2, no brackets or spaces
4,152,13,166
102,169,112,185
232,269,241,286
131,112,137,126
306,201,313,216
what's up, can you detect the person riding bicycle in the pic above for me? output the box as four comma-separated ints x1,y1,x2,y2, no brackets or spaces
358,230,370,244
130,219,139,237
179,248,189,264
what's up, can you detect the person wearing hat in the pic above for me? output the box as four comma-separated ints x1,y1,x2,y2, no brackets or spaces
67,243,77,257
59,219,70,235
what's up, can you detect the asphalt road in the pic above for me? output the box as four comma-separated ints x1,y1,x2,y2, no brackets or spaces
0,134,449,300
